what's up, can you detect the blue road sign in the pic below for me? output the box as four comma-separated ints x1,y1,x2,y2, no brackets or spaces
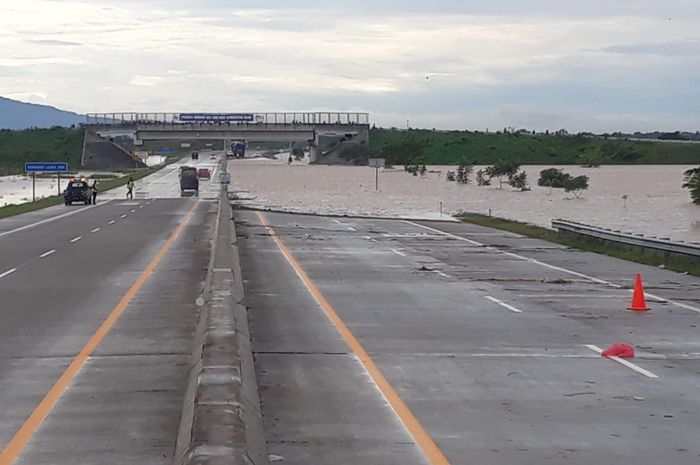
24,162,69,173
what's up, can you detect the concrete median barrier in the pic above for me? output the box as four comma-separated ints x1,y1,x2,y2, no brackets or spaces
175,190,268,465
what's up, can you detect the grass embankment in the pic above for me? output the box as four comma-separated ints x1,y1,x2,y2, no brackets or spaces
0,127,84,175
457,213,700,277
0,169,155,219
369,128,700,165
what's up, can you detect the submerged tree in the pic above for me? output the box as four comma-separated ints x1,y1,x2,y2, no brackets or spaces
508,171,529,191
683,167,700,204
538,168,572,188
485,160,519,189
563,175,590,198
456,163,473,184
476,169,490,186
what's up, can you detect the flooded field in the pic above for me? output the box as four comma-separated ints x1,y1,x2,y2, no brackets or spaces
230,160,700,243
0,174,64,206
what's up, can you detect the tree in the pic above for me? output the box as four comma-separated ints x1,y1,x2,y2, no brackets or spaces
446,170,456,182
485,160,519,189
509,171,529,191
456,163,473,184
476,169,491,186
578,147,603,167
682,167,700,204
562,175,589,198
291,147,305,161
538,168,572,188
405,164,419,176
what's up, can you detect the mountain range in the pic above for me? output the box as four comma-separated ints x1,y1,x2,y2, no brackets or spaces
0,97,83,130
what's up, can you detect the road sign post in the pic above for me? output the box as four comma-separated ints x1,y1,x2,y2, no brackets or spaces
368,158,385,191
24,162,69,203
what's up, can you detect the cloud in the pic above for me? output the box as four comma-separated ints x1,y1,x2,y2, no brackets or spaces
0,0,699,131
604,38,700,56
129,75,167,87
27,39,82,46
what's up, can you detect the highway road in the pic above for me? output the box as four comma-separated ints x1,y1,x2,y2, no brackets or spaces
0,158,221,464
236,210,700,465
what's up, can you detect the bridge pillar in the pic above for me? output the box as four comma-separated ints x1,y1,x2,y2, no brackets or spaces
308,131,320,164
309,145,320,163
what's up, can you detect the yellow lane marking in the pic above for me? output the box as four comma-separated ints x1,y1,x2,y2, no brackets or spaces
256,212,452,465
0,201,200,465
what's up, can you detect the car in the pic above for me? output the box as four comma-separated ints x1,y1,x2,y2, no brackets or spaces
198,168,211,179
191,151,199,160
209,154,217,160
64,180,93,205
180,171,199,196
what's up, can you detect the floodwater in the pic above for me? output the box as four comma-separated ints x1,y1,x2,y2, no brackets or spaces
229,161,700,243
0,172,121,206
0,174,65,206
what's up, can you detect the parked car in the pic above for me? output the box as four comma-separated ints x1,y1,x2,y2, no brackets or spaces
63,180,93,205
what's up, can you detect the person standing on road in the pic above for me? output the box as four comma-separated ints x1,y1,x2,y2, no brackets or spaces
288,154,293,164
91,180,98,204
126,177,134,199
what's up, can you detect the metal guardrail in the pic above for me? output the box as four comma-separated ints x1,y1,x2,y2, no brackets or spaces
552,219,700,258
85,112,369,126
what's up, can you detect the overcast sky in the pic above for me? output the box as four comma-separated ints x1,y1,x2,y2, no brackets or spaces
1,0,699,132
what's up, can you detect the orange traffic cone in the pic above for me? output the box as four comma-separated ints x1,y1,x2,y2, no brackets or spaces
628,273,650,311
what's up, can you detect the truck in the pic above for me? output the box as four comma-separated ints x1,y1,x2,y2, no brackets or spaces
228,142,246,159
180,170,199,196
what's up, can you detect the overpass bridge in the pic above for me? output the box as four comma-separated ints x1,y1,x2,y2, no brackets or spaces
83,112,370,167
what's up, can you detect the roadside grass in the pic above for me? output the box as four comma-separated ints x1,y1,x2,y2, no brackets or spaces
0,168,155,220
457,213,700,277
370,128,700,165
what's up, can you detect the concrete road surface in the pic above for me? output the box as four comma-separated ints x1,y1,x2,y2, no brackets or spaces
101,152,223,201
0,194,215,462
236,210,700,465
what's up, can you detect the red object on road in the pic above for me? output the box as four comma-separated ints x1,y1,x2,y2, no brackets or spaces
601,343,635,358
197,168,211,179
628,273,650,311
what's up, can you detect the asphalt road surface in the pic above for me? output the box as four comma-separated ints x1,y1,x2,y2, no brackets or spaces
236,210,700,465
0,160,219,463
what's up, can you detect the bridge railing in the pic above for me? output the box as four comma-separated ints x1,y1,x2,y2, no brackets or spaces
85,112,370,126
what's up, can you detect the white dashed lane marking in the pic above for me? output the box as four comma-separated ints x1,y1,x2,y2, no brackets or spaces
69,236,82,243
0,268,17,279
485,296,523,313
585,344,658,379
39,250,56,258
